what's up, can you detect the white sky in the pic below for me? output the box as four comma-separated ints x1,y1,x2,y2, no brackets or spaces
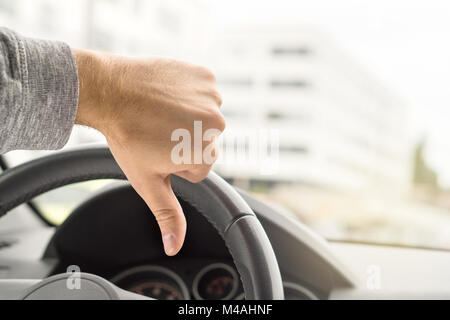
207,0,450,187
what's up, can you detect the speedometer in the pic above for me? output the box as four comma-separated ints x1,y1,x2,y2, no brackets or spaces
193,263,239,300
111,265,190,300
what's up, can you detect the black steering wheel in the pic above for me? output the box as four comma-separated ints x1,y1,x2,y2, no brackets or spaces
0,145,284,300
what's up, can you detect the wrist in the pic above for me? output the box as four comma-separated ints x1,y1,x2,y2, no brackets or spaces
73,49,111,133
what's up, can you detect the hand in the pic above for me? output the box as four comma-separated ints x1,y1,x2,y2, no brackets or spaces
73,50,225,256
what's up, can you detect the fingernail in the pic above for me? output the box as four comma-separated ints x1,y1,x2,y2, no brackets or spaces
163,233,177,256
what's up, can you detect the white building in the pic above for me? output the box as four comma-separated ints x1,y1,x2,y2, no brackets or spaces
0,0,210,149
0,0,209,57
207,27,412,194
1,1,412,194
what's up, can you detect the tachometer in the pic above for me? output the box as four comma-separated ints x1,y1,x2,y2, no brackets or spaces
193,263,239,300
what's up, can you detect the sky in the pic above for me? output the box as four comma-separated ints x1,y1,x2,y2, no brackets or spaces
206,0,450,187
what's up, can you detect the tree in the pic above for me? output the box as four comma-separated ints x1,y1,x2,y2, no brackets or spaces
412,140,438,189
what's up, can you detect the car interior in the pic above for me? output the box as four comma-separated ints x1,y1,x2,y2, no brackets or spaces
1,145,449,300
1,0,450,301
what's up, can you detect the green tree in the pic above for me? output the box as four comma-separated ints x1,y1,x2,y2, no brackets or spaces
412,140,438,189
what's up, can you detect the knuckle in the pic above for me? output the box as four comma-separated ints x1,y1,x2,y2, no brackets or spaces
212,90,223,106
214,111,226,131
202,67,217,82
203,108,226,130
189,165,212,183
153,208,177,224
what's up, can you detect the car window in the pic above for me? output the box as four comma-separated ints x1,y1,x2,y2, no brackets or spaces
2,0,450,250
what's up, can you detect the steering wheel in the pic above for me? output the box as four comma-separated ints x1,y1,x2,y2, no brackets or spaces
0,145,284,300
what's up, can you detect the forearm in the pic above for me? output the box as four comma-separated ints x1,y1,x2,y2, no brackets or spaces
0,31,225,255
0,27,78,154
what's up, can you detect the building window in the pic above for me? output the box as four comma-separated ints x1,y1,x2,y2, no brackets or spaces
279,145,308,153
272,46,312,56
267,111,309,122
267,111,284,120
218,78,254,88
270,80,310,88
222,110,251,118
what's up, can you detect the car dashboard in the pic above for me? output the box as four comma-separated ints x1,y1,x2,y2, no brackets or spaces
0,181,361,300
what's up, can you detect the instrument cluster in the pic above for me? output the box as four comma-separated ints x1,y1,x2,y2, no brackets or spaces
112,262,241,300
112,261,319,300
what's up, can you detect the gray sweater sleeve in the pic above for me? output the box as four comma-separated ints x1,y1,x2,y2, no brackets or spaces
0,27,78,154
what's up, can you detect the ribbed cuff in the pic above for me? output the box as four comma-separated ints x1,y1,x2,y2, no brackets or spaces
13,32,79,150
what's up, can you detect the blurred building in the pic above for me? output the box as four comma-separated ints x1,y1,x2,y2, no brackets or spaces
0,1,412,194
0,0,209,57
209,27,412,195
0,0,209,152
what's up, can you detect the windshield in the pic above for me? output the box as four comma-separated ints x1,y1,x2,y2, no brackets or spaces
1,0,450,250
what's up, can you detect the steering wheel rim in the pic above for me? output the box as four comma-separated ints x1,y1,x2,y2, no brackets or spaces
0,145,284,300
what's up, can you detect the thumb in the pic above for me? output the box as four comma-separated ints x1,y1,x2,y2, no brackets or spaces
138,175,186,256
